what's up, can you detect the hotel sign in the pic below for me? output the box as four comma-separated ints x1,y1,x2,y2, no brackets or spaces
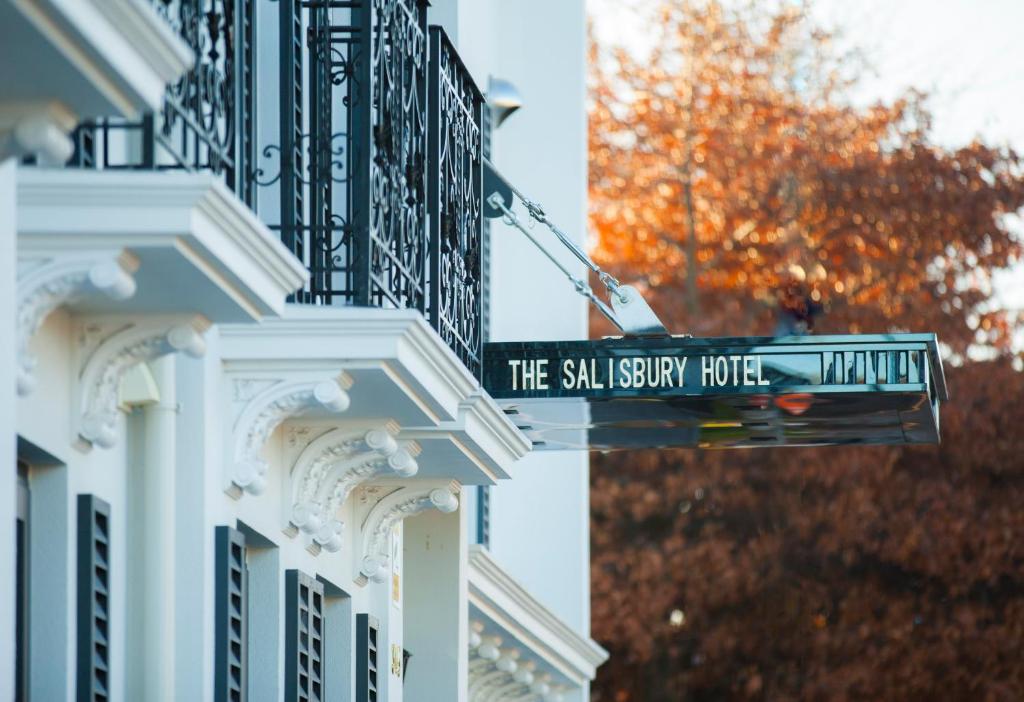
482,334,946,450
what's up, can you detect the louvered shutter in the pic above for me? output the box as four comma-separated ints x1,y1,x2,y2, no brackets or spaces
286,569,324,702
215,526,248,701
355,613,380,702
76,494,111,702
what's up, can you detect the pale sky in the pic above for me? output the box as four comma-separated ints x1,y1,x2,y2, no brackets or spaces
588,0,1024,315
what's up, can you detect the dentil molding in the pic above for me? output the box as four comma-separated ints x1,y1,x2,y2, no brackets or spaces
287,422,421,553
228,374,354,497
75,315,209,448
355,481,460,586
17,252,138,396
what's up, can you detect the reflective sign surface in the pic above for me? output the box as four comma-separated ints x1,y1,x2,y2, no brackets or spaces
483,334,946,450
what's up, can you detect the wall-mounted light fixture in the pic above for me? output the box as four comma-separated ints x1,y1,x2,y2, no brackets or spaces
487,76,523,128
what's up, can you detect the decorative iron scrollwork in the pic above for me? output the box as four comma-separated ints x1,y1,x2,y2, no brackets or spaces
428,27,484,378
68,0,253,201
363,0,429,312
65,0,485,380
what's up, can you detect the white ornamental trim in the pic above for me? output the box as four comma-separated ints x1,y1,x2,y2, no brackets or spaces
76,315,208,448
17,252,138,396
230,375,353,497
468,545,609,684
355,482,460,586
467,626,558,702
288,422,421,553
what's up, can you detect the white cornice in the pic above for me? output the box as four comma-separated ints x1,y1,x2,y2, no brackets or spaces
13,0,193,115
222,307,478,417
91,0,194,89
460,391,533,471
401,391,531,482
17,169,308,320
468,545,608,684
221,307,532,483
225,306,477,388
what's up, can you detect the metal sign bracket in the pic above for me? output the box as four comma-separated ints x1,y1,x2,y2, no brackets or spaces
483,159,670,337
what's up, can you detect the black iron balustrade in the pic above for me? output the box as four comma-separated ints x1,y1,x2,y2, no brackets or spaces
67,0,256,203
266,0,430,315
62,0,485,379
427,27,485,378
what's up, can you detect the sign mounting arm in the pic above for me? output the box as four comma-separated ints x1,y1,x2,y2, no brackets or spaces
483,159,670,337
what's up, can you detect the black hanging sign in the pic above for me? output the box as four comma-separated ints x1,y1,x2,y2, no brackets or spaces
482,334,946,450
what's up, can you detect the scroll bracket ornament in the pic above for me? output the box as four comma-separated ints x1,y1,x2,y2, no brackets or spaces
287,421,422,553
480,667,540,702
75,314,209,449
355,481,460,586
229,374,353,498
17,252,139,396
469,650,520,699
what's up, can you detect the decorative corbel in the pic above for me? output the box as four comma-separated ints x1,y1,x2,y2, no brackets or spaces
531,679,554,698
469,620,485,649
355,481,460,586
0,103,78,164
17,252,138,396
506,677,554,701
288,422,421,553
229,374,353,497
482,664,538,702
469,636,503,683
469,649,520,698
75,315,208,448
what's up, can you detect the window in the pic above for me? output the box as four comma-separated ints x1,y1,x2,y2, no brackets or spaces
215,527,248,702
76,494,111,701
285,570,324,702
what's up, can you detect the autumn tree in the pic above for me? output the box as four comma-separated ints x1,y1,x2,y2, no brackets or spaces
587,2,1024,700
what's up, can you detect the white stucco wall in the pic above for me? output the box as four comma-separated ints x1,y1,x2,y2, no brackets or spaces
430,0,593,636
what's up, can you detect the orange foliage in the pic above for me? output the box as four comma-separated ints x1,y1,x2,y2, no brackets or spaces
588,2,1024,700
589,1,1023,351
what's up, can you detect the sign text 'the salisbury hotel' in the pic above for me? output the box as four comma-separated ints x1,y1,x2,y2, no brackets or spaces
506,354,771,391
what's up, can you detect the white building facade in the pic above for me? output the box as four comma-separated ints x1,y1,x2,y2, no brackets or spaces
1,0,606,700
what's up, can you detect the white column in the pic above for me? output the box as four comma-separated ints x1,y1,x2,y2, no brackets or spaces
403,505,468,702
0,158,15,702
173,337,215,701
139,355,178,700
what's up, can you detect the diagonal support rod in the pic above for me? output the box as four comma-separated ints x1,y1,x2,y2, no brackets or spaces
483,159,669,337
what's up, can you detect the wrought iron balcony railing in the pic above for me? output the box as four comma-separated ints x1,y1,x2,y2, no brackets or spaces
65,0,485,378
68,0,254,199
428,27,485,378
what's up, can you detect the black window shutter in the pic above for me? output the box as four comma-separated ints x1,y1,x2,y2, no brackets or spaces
285,569,324,702
76,494,111,702
355,613,380,702
215,526,248,702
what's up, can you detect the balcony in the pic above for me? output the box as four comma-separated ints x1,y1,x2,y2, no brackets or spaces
63,0,486,378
